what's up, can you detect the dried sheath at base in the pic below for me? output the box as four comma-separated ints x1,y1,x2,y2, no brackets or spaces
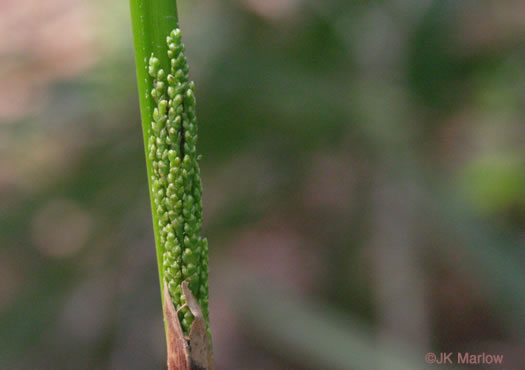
164,281,213,370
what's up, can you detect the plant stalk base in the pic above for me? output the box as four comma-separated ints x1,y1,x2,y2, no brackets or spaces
163,281,213,370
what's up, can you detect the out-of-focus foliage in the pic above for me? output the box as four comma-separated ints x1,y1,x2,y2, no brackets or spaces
1,0,524,368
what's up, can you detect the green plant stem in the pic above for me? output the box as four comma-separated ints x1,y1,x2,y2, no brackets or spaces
130,5,212,366
129,0,179,326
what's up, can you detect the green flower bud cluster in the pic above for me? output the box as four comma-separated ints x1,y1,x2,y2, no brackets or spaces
147,28,209,334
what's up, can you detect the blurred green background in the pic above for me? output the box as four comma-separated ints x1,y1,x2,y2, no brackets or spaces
1,0,524,369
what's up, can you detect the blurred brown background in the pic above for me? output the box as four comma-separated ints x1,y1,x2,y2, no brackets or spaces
1,0,524,369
